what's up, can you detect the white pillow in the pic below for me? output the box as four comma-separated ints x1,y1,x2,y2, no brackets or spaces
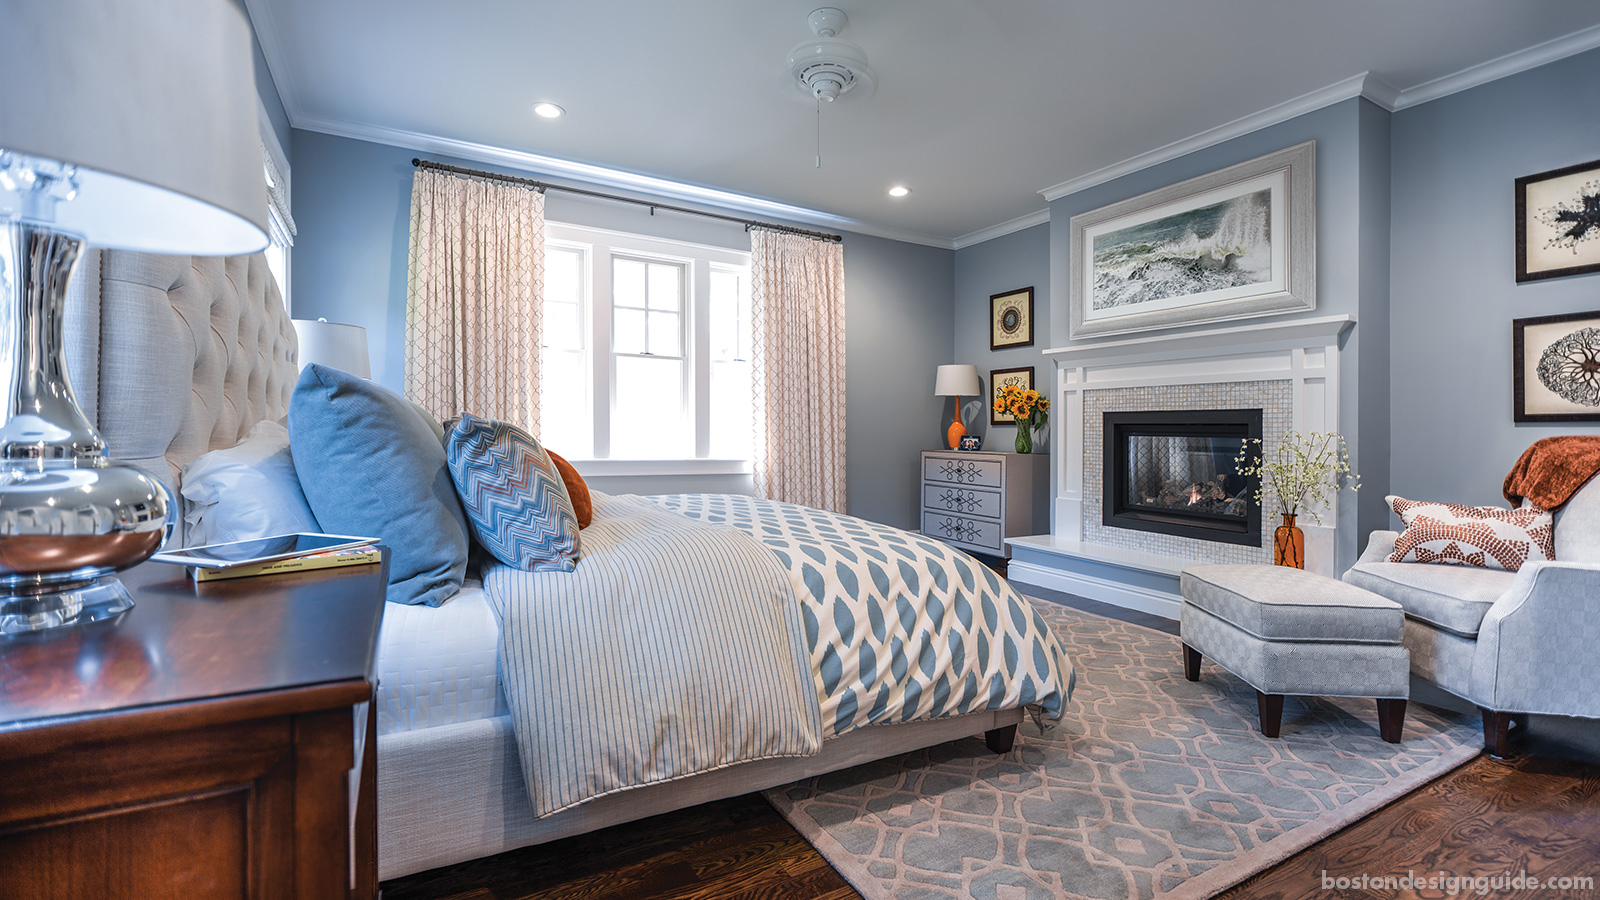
181,421,320,546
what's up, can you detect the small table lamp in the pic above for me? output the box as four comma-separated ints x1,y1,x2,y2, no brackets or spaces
293,319,373,378
0,0,269,632
934,364,981,450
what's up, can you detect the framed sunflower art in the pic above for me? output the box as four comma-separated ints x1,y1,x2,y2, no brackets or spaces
989,366,1035,425
990,287,1034,350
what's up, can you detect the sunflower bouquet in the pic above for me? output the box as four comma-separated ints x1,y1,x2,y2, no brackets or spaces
994,383,1049,454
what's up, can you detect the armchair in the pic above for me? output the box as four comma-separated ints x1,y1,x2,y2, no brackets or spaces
1342,476,1600,756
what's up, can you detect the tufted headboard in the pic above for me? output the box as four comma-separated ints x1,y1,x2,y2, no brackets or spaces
63,249,299,508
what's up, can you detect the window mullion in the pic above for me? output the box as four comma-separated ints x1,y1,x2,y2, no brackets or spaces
591,245,612,459
692,258,711,459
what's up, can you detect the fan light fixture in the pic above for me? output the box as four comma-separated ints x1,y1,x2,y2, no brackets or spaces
532,102,565,119
785,8,876,105
784,8,876,169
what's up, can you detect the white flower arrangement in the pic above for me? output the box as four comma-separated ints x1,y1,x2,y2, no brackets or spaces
1234,431,1360,524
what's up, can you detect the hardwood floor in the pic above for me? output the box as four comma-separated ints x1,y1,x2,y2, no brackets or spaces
382,585,1600,900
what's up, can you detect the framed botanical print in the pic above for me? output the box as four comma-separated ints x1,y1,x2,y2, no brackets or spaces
1516,158,1600,283
990,287,1034,350
1514,310,1600,422
989,366,1034,425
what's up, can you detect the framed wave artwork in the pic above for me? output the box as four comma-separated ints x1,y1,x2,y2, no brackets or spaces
1068,141,1317,339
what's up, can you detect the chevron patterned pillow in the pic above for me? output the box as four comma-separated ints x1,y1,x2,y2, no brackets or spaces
445,415,580,572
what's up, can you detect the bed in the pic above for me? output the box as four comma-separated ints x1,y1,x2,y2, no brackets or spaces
65,248,1075,882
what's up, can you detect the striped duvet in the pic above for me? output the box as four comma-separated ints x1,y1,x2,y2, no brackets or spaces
485,492,1073,818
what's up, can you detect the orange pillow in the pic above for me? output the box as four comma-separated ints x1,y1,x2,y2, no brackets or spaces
545,451,592,529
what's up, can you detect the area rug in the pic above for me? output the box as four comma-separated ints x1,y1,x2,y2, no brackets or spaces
764,598,1480,900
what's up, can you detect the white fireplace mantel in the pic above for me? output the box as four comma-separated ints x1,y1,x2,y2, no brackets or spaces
1008,313,1356,617
1042,314,1355,368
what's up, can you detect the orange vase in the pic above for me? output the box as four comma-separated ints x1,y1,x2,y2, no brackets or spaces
1274,513,1305,568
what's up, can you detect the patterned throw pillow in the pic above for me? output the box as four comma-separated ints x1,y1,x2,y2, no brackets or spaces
445,415,580,571
1387,495,1554,571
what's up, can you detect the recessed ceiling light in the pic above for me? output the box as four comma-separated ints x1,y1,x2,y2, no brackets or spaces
532,102,565,119
888,185,911,198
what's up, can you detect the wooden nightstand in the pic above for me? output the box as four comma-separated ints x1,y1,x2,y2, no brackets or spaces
920,450,1049,559
0,553,388,900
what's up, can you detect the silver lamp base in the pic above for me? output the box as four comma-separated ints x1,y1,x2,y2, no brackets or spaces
0,576,134,635
0,167,172,634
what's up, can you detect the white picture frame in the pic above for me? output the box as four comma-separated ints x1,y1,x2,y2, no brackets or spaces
1069,141,1316,339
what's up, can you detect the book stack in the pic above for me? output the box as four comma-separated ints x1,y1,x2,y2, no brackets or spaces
191,545,382,582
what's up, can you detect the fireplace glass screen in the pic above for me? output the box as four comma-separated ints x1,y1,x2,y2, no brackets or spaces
1124,435,1250,520
1103,409,1263,546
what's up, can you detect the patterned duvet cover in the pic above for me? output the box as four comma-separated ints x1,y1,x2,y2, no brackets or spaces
653,494,1073,738
484,492,1074,817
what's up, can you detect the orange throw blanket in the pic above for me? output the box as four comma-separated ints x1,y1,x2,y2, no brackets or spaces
1502,436,1600,510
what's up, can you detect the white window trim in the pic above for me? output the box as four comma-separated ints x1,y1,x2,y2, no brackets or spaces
258,99,293,311
545,221,751,466
569,458,752,478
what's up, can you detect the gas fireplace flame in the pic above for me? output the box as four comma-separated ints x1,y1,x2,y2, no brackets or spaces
1186,485,1202,506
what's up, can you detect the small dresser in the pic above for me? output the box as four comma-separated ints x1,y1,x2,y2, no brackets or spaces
920,450,1050,558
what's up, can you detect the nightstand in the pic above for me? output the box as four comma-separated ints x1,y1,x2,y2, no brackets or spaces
0,553,389,900
920,450,1049,559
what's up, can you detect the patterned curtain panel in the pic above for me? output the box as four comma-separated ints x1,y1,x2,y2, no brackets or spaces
750,229,847,513
405,168,545,430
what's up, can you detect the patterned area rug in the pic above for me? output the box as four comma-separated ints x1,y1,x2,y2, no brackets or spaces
765,598,1480,900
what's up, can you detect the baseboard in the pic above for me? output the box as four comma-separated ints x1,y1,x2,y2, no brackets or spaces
1008,559,1182,620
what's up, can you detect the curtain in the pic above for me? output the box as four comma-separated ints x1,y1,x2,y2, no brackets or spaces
750,229,847,512
405,168,545,429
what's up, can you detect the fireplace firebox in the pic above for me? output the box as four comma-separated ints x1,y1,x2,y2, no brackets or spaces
1103,409,1262,546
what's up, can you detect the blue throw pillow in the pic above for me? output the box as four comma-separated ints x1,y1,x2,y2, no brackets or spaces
288,364,469,606
445,414,580,572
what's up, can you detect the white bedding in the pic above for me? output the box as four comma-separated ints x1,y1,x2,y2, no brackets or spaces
375,578,506,736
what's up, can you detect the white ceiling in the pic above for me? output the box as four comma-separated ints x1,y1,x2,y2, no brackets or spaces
249,0,1600,248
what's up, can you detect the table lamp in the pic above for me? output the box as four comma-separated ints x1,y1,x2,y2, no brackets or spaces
934,364,981,450
293,319,373,378
0,0,269,632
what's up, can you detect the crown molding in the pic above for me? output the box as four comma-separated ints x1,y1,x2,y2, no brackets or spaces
1390,21,1600,110
1039,73,1379,202
293,114,957,249
242,0,303,125
952,208,1050,250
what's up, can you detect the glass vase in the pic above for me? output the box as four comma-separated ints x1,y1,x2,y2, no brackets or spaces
1273,513,1305,568
1014,420,1033,454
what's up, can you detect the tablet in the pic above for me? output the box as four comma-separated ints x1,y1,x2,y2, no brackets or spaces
151,533,378,569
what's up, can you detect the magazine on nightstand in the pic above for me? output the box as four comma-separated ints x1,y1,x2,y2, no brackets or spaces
189,545,383,582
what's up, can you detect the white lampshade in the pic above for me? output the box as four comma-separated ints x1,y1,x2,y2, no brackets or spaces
934,364,981,397
294,319,372,379
0,0,269,254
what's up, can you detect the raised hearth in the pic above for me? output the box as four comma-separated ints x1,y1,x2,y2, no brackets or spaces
1103,409,1262,546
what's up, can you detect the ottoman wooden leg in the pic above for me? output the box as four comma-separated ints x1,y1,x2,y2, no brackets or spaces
1182,643,1202,681
1256,691,1283,738
1377,699,1407,743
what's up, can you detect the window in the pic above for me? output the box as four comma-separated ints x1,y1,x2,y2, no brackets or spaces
539,223,752,470
259,113,294,307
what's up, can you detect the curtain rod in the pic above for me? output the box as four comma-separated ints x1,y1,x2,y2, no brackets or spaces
411,159,843,243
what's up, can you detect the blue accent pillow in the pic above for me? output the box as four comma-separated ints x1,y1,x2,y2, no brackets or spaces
445,414,580,572
288,364,469,606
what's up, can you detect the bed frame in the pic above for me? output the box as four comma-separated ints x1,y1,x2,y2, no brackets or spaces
68,248,1025,881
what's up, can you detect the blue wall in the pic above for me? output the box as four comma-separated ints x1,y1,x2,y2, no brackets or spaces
289,129,953,527
952,224,1052,453
1389,47,1600,506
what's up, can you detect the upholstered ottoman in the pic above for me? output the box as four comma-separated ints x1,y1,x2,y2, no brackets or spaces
1179,565,1411,742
